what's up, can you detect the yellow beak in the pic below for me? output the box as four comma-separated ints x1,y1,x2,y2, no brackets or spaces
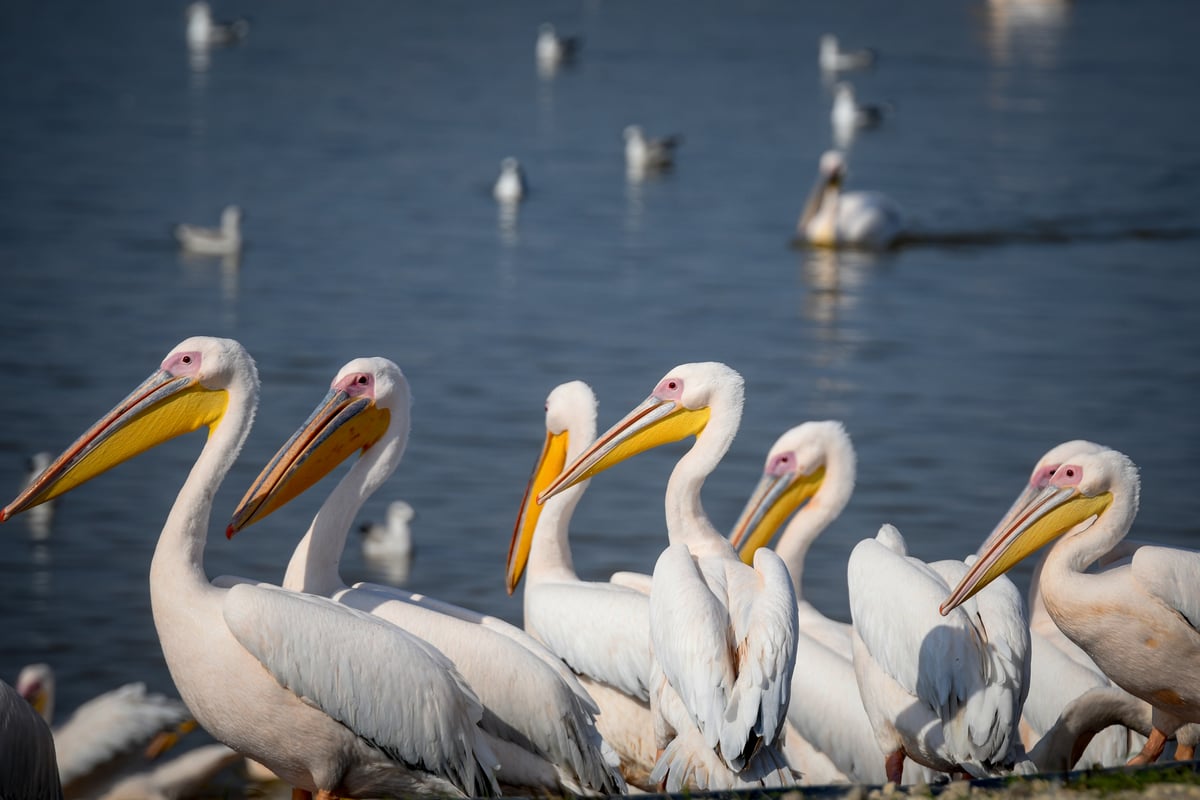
226,386,390,537
1,370,228,521
941,485,1112,615
536,394,710,505
729,465,826,565
506,429,569,594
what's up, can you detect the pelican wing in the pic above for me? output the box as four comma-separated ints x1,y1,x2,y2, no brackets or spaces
222,583,499,797
53,683,190,785
609,571,653,595
527,580,653,701
1132,545,1200,631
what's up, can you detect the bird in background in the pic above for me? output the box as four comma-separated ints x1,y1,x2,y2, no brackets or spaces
494,158,527,204
624,125,683,179
186,2,249,50
795,150,903,250
173,205,243,257
819,34,876,73
536,23,582,74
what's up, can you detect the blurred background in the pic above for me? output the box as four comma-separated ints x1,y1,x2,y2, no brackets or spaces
1,0,1198,782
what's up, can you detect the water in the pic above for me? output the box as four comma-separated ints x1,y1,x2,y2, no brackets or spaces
1,0,1199,755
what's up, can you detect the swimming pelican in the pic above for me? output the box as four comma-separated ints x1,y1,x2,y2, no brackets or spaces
0,337,501,798
536,23,581,71
493,158,527,204
942,447,1200,765
173,205,242,257
185,2,249,50
849,524,1031,783
226,358,624,796
729,422,934,784
624,125,682,177
537,363,799,790
507,380,659,788
795,151,902,250
361,499,415,561
16,663,193,794
1,678,62,800
819,34,876,73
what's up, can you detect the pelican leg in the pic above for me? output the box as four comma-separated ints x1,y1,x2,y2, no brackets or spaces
1176,744,1195,761
885,749,905,784
1127,728,1168,766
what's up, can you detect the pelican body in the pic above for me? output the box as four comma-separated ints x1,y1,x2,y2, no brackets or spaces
1,337,500,798
226,359,624,796
796,151,902,250
537,363,799,791
944,447,1200,765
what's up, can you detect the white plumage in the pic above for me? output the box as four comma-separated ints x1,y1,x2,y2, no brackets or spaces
624,125,682,177
493,158,527,204
819,34,876,73
173,205,242,256
185,2,248,50
796,151,902,250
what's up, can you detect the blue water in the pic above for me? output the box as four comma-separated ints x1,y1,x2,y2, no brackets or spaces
2,0,1199,761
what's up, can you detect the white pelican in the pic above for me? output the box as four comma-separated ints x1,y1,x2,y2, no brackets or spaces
360,499,414,561
1,678,62,800
0,337,501,798
536,23,581,71
624,125,682,177
819,34,876,73
16,663,193,794
493,157,527,204
848,524,1031,783
173,205,242,257
942,447,1200,765
98,743,241,800
729,422,935,784
507,380,659,788
185,2,249,50
537,363,799,790
795,151,903,250
226,358,624,796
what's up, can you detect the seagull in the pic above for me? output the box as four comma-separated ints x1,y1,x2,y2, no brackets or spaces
832,83,885,133
819,34,876,73
360,500,414,561
173,205,242,257
186,2,249,50
536,23,582,71
494,158,527,204
623,125,683,177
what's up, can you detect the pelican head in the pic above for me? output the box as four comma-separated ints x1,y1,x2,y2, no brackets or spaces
818,150,846,186
16,663,54,722
1,337,248,522
729,421,854,565
941,448,1134,615
536,362,741,505
226,357,404,537
506,380,597,594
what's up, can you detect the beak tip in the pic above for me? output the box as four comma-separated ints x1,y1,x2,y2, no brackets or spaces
225,524,237,540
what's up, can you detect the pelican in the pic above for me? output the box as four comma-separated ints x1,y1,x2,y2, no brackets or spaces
537,363,799,790
360,499,415,561
848,524,1031,783
624,125,682,177
0,337,501,799
186,2,249,50
795,151,902,250
729,422,934,784
1,678,62,800
16,663,193,795
819,34,876,73
507,380,659,788
536,23,581,70
226,358,624,796
493,158,527,204
943,447,1200,765
173,205,242,257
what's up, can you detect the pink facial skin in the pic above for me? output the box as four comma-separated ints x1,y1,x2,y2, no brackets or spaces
766,451,797,478
335,371,375,399
1049,464,1084,488
162,350,203,377
653,376,685,402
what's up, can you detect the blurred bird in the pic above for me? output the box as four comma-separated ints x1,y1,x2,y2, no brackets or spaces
623,125,683,177
185,2,249,50
23,451,55,537
536,23,582,71
795,151,902,250
361,500,415,561
97,743,242,800
819,34,876,73
831,82,886,144
173,205,242,257
494,158,527,204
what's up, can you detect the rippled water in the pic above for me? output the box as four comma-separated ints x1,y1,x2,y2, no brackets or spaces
1,0,1198,755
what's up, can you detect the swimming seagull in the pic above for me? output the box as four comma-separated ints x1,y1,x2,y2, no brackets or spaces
360,500,415,561
493,158,527,204
186,2,249,50
623,125,683,177
819,34,876,73
536,23,582,70
173,206,242,257
832,83,885,132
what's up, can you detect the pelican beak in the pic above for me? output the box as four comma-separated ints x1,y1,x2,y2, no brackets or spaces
940,485,1112,615
1,370,228,522
226,386,389,537
506,429,569,594
536,394,710,505
972,482,1045,559
729,465,826,565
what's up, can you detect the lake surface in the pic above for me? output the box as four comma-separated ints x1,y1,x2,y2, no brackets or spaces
1,0,1198,756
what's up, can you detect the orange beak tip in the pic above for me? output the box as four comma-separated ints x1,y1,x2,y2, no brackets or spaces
225,524,237,540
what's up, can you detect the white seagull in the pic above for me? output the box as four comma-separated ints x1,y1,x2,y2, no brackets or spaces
494,158,527,204
819,34,876,73
186,2,249,50
536,23,582,71
173,205,242,257
624,125,683,177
